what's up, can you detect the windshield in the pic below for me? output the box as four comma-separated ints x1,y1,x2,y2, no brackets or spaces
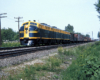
30,23,37,25
19,26,24,31
23,23,28,26
29,26,37,31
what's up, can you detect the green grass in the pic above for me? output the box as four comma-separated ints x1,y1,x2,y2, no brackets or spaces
34,62,49,71
61,41,100,80
47,56,62,71
58,47,77,56
5,66,36,80
1,42,23,47
34,56,62,71
2,56,62,80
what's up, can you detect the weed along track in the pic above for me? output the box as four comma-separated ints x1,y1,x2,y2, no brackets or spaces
0,42,94,79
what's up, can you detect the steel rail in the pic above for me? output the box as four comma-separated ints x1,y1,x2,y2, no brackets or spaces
0,44,64,58
0,46,31,50
0,42,92,58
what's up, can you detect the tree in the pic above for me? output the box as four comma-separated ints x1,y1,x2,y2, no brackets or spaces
75,32,81,35
98,31,100,39
94,0,100,19
75,32,89,38
7,28,16,41
65,24,74,33
1,28,19,41
86,34,90,38
1,28,8,40
13,32,19,40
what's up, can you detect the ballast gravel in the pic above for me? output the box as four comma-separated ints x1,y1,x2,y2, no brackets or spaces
0,43,94,67
0,48,57,67
0,48,58,77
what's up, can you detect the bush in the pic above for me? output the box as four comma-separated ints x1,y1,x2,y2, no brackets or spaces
58,47,63,55
48,57,62,71
79,56,100,79
95,41,100,46
63,48,75,56
34,63,49,71
34,57,62,72
61,41,100,80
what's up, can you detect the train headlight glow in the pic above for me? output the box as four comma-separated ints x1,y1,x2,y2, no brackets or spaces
25,25,28,28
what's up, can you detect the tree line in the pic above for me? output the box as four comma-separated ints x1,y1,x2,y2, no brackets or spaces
1,28,19,41
65,24,90,38
95,0,100,38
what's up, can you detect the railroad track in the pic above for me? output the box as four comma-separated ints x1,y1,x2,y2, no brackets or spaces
0,44,65,58
0,42,91,59
0,46,32,50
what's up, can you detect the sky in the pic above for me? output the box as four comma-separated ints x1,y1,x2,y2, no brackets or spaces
0,0,100,39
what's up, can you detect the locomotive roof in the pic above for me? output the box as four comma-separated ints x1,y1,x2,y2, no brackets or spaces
22,21,70,33
40,23,69,33
41,23,51,27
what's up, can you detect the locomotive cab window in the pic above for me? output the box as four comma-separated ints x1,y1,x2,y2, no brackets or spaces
19,26,24,31
30,23,37,25
23,23,28,26
29,26,37,31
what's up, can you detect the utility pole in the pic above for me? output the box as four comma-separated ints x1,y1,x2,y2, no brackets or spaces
0,13,7,47
99,29,100,40
92,31,93,40
14,17,23,41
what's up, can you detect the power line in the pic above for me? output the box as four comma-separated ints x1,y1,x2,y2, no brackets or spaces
14,17,23,41
0,13,7,47
7,17,14,20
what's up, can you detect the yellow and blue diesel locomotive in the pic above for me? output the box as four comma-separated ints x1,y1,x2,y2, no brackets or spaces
19,20,70,46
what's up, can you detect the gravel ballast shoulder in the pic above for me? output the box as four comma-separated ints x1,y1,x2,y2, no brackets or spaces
0,42,94,67
0,48,57,67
